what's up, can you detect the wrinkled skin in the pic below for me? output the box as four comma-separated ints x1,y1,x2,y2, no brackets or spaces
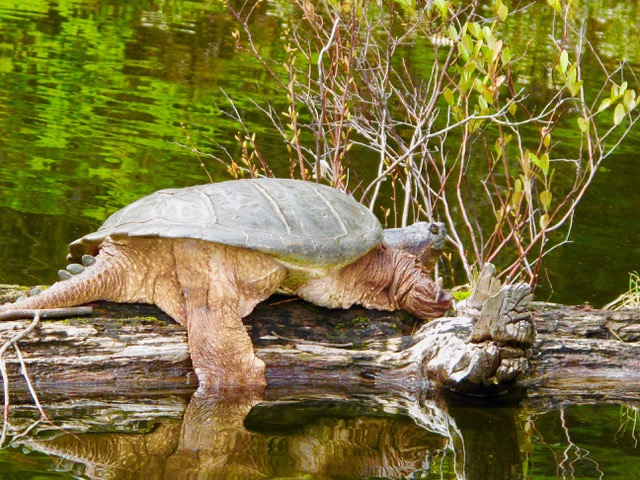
0,236,451,389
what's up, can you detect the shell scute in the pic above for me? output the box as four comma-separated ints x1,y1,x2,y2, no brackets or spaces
68,178,382,268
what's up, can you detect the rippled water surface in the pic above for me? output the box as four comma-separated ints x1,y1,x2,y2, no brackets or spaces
1,393,639,480
0,0,639,304
1,0,640,478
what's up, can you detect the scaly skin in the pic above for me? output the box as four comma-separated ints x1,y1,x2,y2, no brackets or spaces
0,237,451,388
0,237,287,388
293,244,452,320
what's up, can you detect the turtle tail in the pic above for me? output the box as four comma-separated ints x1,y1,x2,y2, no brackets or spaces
0,254,115,314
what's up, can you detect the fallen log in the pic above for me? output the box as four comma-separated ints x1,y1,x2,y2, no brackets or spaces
0,264,638,401
0,265,535,397
525,300,640,405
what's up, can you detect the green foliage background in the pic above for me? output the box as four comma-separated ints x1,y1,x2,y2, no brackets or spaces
0,0,639,299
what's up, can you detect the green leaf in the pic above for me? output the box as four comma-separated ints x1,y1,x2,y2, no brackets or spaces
623,90,637,111
559,50,569,75
448,26,459,41
598,98,612,112
464,60,478,74
512,178,523,206
459,75,473,93
478,94,489,110
614,103,626,126
566,65,577,88
569,80,583,97
514,177,523,192
539,153,550,176
539,213,550,229
434,0,449,16
511,190,522,206
577,117,589,133
482,27,493,45
468,22,482,39
528,151,541,169
611,81,627,100
501,47,511,65
498,3,508,21
482,84,494,104
458,43,470,62
539,190,552,212
443,87,455,105
548,0,562,13
473,78,484,93
461,34,473,56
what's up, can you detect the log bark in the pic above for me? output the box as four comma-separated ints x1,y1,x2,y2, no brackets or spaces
1,267,639,402
3,269,639,480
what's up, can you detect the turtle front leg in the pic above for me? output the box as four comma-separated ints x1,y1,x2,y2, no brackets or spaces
173,240,287,389
182,295,267,388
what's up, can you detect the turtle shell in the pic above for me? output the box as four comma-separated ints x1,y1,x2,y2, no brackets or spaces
68,178,382,268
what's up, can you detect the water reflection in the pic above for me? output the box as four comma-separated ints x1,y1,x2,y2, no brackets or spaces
165,391,268,479
5,389,531,480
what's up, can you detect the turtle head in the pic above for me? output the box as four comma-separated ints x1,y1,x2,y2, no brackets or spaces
382,222,447,271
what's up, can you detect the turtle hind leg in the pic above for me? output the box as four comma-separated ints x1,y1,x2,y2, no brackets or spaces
172,240,287,388
0,237,182,315
0,242,129,313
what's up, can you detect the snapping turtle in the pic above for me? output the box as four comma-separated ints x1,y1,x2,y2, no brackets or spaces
1,179,451,388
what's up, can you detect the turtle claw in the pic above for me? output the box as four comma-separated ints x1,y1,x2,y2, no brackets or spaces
66,263,85,275
81,254,96,267
58,269,72,281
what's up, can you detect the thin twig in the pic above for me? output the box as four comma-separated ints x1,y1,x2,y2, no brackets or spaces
267,331,354,348
0,312,41,447
0,306,92,322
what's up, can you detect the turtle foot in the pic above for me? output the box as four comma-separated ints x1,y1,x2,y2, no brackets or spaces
194,355,267,391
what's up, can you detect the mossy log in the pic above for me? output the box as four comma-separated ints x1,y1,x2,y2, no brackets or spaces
1,269,639,401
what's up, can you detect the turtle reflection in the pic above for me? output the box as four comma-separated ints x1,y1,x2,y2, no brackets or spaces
8,391,523,480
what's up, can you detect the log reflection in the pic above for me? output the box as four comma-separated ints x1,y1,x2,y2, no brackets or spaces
9,390,523,479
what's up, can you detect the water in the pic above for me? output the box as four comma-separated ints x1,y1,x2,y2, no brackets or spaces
0,0,639,477
2,393,639,480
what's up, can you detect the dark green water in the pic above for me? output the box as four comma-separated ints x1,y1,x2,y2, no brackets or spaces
1,394,639,480
0,0,639,478
0,0,638,305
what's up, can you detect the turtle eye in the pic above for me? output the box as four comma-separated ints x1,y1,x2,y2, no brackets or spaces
430,224,440,235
